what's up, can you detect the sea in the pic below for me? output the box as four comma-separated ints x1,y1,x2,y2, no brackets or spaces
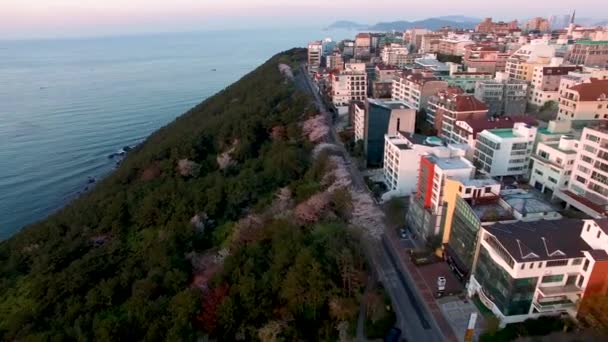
0,28,353,240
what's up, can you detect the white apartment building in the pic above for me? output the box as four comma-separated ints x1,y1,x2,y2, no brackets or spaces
330,63,367,107
392,71,449,111
468,218,608,326
307,41,323,73
555,125,608,217
382,133,440,200
474,122,538,178
556,77,608,121
353,102,366,141
530,135,578,196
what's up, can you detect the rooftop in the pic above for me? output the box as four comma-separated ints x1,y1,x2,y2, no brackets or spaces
426,155,473,170
501,190,559,216
398,132,443,146
465,197,513,222
570,79,608,102
575,40,608,45
485,219,588,262
487,128,517,138
368,98,412,110
542,140,578,155
461,116,537,138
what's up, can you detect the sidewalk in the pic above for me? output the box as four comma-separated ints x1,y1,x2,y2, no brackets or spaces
385,228,459,342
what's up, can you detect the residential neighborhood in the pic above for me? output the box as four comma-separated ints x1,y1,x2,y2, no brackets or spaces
308,12,608,340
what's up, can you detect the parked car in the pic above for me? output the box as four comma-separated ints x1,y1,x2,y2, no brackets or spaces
384,327,402,342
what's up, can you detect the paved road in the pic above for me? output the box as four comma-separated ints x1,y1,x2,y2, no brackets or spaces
299,65,446,342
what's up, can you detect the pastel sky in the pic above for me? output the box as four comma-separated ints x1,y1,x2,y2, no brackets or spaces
1,0,604,39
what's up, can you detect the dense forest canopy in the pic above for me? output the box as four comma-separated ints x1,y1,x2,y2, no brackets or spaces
0,48,368,340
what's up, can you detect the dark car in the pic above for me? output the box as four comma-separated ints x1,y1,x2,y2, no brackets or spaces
384,327,402,342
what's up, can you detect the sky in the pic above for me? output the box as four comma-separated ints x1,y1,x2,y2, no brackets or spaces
1,0,605,39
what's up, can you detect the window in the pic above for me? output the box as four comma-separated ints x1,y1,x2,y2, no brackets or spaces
572,258,583,265
548,177,558,184
598,230,602,239
542,274,564,283
546,259,569,267
587,225,591,232
538,262,543,268
485,187,492,193
576,176,587,184
587,134,600,143
535,169,543,176
583,259,590,271
578,275,585,288
465,188,471,194
520,263,525,270
529,263,534,269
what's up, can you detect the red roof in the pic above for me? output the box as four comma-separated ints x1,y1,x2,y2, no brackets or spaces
571,79,608,102
460,116,538,138
454,95,488,112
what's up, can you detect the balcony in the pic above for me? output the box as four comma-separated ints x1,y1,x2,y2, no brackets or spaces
532,299,576,313
538,284,582,297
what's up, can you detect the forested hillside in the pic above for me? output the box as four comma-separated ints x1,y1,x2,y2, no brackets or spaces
0,49,368,341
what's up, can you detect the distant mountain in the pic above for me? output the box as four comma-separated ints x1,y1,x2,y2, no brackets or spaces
434,15,481,23
368,18,478,31
325,20,369,30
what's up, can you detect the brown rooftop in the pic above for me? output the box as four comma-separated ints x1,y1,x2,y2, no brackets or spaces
570,79,608,101
461,116,538,138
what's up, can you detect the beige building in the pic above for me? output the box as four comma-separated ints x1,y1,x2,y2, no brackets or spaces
420,33,444,54
528,66,581,107
355,33,371,58
380,43,410,67
476,18,519,34
326,52,344,71
330,63,368,106
525,17,551,32
556,78,608,121
567,41,608,68
505,43,559,81
463,44,510,73
438,39,473,56
391,71,449,111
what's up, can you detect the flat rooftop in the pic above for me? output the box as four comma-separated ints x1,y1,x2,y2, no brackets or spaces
501,190,558,215
468,199,514,222
368,98,411,110
543,141,577,155
459,177,501,188
427,156,473,170
488,128,517,138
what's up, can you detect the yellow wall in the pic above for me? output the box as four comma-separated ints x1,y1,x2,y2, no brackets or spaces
441,178,463,244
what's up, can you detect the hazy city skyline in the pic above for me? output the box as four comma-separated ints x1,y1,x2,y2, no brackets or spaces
1,0,605,39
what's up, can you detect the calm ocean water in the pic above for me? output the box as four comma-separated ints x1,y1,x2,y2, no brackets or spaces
0,28,352,239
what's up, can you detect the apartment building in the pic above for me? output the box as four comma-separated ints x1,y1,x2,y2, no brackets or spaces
355,33,372,58
567,41,608,68
554,125,608,217
530,135,578,196
380,44,410,67
330,63,368,106
392,71,449,111
474,79,529,116
446,72,493,93
505,43,558,82
476,18,519,35
427,89,488,143
528,66,581,107
419,33,444,54
474,122,537,178
452,116,537,159
326,52,344,71
407,147,474,242
463,44,510,74
556,78,608,121
307,41,323,73
372,64,398,99
405,28,431,50
382,132,442,199
525,17,551,32
352,102,366,141
438,38,473,56
468,219,608,325
364,99,416,166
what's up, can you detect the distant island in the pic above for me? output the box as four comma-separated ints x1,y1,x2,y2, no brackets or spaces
326,15,480,31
